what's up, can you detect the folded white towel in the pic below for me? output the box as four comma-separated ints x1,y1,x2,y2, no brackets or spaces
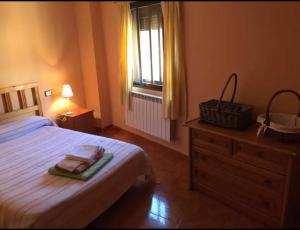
56,159,84,172
56,145,105,173
65,145,102,163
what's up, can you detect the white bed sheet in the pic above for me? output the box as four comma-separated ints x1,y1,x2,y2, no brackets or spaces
0,125,153,228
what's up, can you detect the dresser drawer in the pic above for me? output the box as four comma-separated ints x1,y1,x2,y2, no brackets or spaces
192,129,232,157
192,146,286,195
192,165,282,219
233,142,290,175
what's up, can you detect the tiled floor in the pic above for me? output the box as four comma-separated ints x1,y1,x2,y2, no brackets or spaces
88,127,263,228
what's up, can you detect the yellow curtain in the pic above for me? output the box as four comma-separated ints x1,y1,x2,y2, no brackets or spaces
120,2,133,109
162,1,187,120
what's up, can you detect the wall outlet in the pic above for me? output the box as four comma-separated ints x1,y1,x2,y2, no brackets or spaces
44,89,53,97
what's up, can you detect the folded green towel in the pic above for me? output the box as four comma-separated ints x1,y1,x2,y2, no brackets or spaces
48,153,113,181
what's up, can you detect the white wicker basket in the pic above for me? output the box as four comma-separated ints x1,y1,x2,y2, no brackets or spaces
257,90,300,143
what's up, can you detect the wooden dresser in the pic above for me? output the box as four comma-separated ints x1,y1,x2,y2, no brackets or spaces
56,107,96,134
185,118,300,228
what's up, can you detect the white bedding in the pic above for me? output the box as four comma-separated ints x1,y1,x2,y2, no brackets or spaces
0,116,153,228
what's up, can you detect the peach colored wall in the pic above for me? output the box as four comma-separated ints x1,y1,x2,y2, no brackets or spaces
98,2,300,155
74,2,112,128
0,2,86,119
184,2,300,120
89,3,112,128
75,2,101,124
97,3,123,127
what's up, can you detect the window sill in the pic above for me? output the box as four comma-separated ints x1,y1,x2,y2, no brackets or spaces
132,86,162,99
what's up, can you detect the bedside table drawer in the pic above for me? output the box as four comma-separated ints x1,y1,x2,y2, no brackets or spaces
56,117,74,130
192,129,232,157
74,112,95,134
233,142,289,175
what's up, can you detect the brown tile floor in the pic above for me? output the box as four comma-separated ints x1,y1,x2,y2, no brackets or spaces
87,127,263,228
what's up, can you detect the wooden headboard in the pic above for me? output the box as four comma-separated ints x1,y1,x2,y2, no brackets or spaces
0,82,43,120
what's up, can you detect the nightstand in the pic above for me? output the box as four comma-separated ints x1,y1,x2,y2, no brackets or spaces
56,107,96,134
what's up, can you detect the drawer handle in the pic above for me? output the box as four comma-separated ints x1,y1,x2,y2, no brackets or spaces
193,169,207,179
200,155,207,161
194,153,199,161
200,172,207,179
261,200,271,209
256,151,264,158
194,153,207,161
194,168,198,176
264,179,273,187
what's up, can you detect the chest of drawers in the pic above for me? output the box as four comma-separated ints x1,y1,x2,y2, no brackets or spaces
185,119,300,228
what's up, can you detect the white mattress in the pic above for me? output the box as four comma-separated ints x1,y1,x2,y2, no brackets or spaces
0,117,153,228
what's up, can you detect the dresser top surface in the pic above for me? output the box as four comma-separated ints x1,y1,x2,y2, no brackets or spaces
185,118,300,157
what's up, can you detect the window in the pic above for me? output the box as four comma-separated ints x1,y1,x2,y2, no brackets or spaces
130,1,163,91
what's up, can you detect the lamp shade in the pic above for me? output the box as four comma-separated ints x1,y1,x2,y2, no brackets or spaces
61,84,73,98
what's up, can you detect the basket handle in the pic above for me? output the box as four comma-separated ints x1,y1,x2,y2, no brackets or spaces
217,73,238,111
264,89,300,126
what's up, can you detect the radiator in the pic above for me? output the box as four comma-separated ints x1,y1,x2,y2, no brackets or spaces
125,92,172,142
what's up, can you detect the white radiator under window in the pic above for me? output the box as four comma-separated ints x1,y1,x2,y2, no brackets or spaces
125,92,172,142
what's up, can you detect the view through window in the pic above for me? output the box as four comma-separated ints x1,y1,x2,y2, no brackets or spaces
131,2,163,91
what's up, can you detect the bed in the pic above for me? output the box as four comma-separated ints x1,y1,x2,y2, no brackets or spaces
0,83,154,228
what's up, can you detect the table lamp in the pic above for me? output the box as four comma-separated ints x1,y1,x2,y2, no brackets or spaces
61,84,73,115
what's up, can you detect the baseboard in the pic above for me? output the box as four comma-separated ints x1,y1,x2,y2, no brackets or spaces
96,124,114,133
111,124,187,157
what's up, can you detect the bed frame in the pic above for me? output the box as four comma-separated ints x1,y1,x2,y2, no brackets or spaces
0,82,43,120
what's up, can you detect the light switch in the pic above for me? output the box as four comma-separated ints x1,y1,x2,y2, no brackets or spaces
44,89,53,97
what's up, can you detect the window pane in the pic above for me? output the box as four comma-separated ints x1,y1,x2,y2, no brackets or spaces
160,20,163,83
140,31,151,83
139,7,152,83
151,13,160,84
131,2,164,90
131,8,140,83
